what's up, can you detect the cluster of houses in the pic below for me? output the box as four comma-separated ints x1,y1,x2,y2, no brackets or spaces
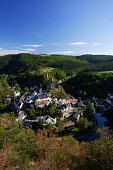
13,86,86,129
4,82,113,130
93,93,113,111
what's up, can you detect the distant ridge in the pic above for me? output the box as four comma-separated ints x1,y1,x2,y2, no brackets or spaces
0,53,113,74
0,53,91,74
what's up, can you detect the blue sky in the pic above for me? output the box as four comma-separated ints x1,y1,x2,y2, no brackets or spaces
0,0,113,56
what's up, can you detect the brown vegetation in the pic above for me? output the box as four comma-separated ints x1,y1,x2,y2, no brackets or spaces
0,116,113,170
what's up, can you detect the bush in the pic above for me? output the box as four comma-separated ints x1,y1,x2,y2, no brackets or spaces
76,117,88,130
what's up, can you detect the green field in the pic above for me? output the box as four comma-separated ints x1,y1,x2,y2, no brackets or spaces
97,71,113,75
42,67,55,73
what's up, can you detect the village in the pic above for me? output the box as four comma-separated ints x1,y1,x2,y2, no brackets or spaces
13,85,82,129
3,81,113,132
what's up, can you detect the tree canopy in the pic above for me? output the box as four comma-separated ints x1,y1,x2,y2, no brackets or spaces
85,101,95,118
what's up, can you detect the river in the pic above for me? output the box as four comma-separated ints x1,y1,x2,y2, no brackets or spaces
86,112,108,142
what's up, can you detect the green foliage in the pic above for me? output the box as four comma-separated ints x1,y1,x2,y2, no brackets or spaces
38,118,44,129
0,113,20,148
28,103,59,119
85,101,95,118
47,103,56,115
46,123,53,131
63,118,68,123
1,54,113,78
15,72,47,88
0,53,92,75
76,117,88,130
0,54,113,169
0,102,13,114
56,116,64,132
17,152,30,168
15,83,21,91
64,71,113,98
51,85,67,99
23,87,29,92
55,69,66,80
28,108,36,119
0,74,12,97
0,115,113,170
76,54,113,64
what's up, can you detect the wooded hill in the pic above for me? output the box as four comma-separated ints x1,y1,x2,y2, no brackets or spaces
1,53,113,75
63,71,113,98
0,53,91,75
77,54,113,70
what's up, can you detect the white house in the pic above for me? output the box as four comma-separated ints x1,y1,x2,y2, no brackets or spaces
27,100,33,104
73,110,83,120
58,80,62,84
58,104,74,118
35,101,45,108
14,101,24,110
35,95,52,108
36,115,56,124
14,91,20,98
73,113,81,120
17,111,27,121
106,99,112,105
58,98,65,105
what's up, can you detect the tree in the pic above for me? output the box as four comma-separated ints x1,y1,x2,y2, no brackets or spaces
24,87,29,92
51,85,67,99
48,103,55,115
85,101,95,118
38,118,44,129
55,69,66,80
0,113,20,147
15,83,20,91
18,152,30,169
78,117,88,130
46,123,53,131
56,116,64,132
28,108,36,119
47,103,56,116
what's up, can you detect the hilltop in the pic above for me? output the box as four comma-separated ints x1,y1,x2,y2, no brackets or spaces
0,53,91,75
77,54,113,70
1,53,113,75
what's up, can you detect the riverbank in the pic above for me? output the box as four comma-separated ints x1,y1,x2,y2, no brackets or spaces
58,112,109,142
75,117,98,140
58,117,98,140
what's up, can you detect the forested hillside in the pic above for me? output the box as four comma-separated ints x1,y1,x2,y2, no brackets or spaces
63,71,113,98
1,53,113,75
76,54,113,64
76,54,113,70
0,75,12,97
1,53,113,97
0,54,113,169
0,53,92,75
